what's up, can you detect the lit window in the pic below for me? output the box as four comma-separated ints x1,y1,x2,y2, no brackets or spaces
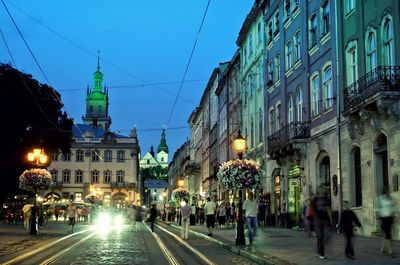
75,193,82,202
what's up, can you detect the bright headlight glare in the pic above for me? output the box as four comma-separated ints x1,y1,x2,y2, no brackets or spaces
115,214,124,227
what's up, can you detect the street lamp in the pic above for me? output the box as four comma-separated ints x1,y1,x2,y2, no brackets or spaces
233,131,246,245
162,190,167,221
27,148,48,235
178,179,184,188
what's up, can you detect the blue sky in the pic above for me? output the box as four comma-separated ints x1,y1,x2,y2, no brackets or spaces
0,0,253,156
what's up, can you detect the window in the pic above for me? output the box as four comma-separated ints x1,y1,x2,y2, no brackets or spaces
117,150,125,162
243,86,248,105
346,43,358,86
288,94,294,123
294,31,301,61
285,41,293,69
258,64,263,89
75,170,83,183
276,103,281,131
104,170,111,183
91,150,100,162
296,87,303,122
63,153,71,162
249,75,255,97
268,60,274,85
267,21,273,44
52,153,58,162
311,74,320,116
323,66,333,109
76,150,83,162
382,17,394,66
75,193,82,202
366,31,377,72
269,109,275,134
248,34,253,56
345,0,355,14
104,150,112,162
284,0,291,20
275,54,280,81
274,11,279,36
161,157,164,162
146,159,150,165
117,170,124,183
258,108,263,144
257,22,262,44
63,170,70,183
50,169,58,182
91,170,99,183
321,1,330,36
309,14,318,48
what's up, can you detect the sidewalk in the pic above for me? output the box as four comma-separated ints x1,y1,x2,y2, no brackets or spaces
167,221,400,265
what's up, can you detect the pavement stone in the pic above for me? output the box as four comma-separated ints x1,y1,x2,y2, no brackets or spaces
165,221,400,265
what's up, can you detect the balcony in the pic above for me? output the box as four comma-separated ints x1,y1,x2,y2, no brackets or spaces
184,160,201,175
111,182,136,190
267,121,310,160
344,66,400,114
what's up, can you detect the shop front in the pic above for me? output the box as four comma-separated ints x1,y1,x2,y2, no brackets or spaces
288,164,302,227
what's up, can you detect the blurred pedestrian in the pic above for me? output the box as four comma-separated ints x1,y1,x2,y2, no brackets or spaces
149,204,157,232
22,203,32,229
304,198,315,237
54,206,60,221
205,197,216,236
181,199,191,239
199,206,205,225
230,202,236,228
340,201,362,259
66,203,77,233
243,192,258,245
217,202,226,229
377,187,396,258
313,185,333,260
190,203,196,226
258,200,266,228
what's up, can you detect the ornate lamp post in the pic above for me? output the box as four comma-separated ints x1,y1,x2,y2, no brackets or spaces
26,148,48,235
232,131,246,246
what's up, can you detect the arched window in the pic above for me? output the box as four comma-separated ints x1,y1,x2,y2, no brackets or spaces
321,0,330,35
366,31,377,72
296,87,303,122
323,65,333,109
309,13,318,48
294,31,301,61
382,17,394,66
311,73,320,116
269,108,275,134
288,94,294,123
275,54,281,81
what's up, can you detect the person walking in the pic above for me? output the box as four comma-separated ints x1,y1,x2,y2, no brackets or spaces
340,201,362,259
54,206,60,222
313,185,333,260
205,197,216,236
190,203,196,226
304,198,315,237
199,205,205,225
22,203,32,230
181,199,191,239
243,192,258,245
217,202,226,229
66,203,77,233
258,200,266,228
149,204,157,232
377,187,396,258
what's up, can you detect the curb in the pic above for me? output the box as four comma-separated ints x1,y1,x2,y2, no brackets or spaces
165,222,292,265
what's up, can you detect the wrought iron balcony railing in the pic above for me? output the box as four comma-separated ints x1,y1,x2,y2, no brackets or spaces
111,182,135,189
267,121,310,155
343,66,400,112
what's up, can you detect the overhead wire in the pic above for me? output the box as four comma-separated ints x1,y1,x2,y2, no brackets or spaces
166,0,211,127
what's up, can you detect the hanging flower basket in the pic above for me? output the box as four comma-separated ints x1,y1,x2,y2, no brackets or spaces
217,159,261,191
19,168,53,192
171,188,189,201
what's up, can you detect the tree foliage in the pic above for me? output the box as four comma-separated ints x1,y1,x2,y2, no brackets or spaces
0,63,73,201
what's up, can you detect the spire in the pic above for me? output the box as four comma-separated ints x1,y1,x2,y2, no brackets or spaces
93,50,103,92
157,128,169,154
150,146,155,158
97,50,100,72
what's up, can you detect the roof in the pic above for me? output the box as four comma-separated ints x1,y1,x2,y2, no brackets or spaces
73,124,126,138
144,179,168,189
236,0,266,46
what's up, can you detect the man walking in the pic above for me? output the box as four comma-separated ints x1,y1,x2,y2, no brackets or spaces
149,204,157,232
243,192,258,244
181,199,191,239
205,197,216,236
66,203,77,233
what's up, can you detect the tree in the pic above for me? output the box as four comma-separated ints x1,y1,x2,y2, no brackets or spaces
0,63,73,203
